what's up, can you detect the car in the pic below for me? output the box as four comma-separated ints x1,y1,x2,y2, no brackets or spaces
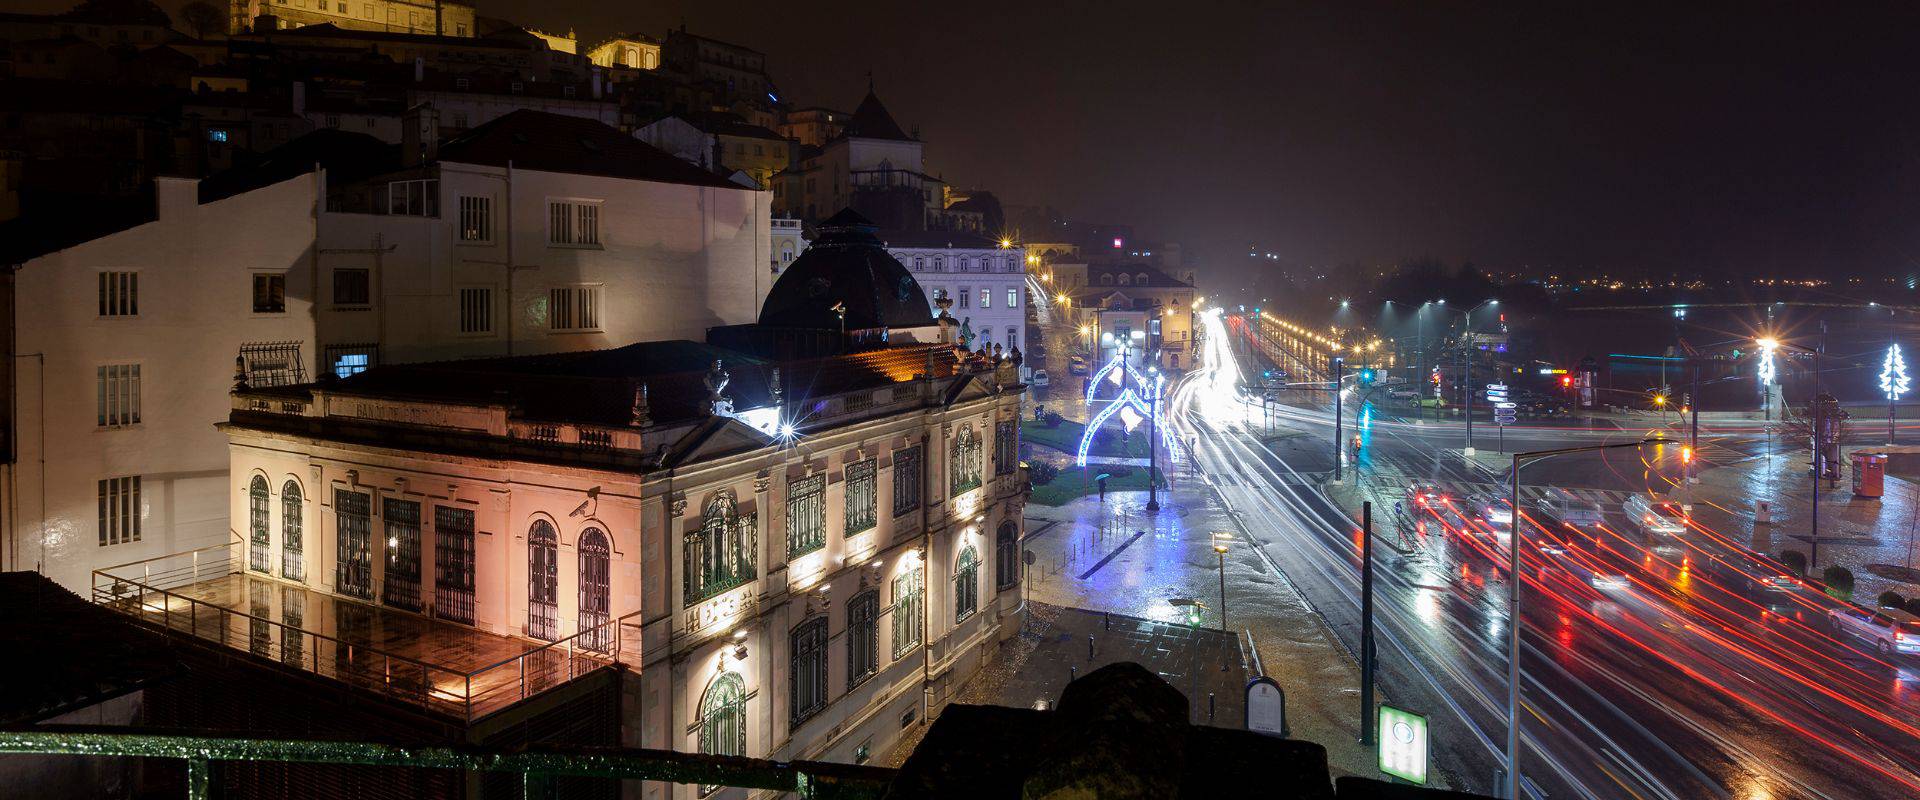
1543,493,1605,527
1404,484,1448,509
1386,387,1420,400
1468,494,1514,534
1623,495,1688,537
1828,605,1920,656
1068,356,1090,376
1030,370,1051,387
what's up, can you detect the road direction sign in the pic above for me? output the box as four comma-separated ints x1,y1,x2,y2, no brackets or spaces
1377,704,1430,785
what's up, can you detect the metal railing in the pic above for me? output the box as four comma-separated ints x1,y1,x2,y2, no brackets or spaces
91,539,638,724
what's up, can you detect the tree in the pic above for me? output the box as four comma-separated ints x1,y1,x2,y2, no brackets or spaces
1779,550,1807,576
180,0,224,38
1821,565,1854,601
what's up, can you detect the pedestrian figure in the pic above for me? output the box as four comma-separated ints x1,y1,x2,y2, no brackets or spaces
1098,475,1108,501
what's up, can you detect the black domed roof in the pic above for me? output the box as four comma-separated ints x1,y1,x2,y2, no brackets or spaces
758,209,935,332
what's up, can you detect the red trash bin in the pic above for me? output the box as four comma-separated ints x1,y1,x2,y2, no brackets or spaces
1852,453,1885,498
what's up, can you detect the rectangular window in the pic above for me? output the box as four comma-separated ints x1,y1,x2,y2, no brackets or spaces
979,288,991,308
335,489,372,599
97,475,141,545
995,420,1018,475
786,474,826,558
891,570,923,659
207,128,229,143
332,268,370,306
386,179,438,216
790,619,829,727
381,498,422,612
891,445,922,517
96,364,141,427
458,195,492,242
958,287,969,309
844,459,877,536
549,285,602,332
1007,288,1019,308
548,200,601,245
434,506,477,625
252,273,286,313
98,271,137,317
459,287,493,334
325,343,377,378
847,590,878,689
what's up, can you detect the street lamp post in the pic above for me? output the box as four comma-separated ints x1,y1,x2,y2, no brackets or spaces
1147,362,1162,513
1333,356,1346,483
1503,437,1666,800
1210,532,1231,629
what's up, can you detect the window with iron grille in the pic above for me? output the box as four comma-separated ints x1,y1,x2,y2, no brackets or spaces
527,520,559,640
994,420,1018,476
324,343,376,379
996,522,1019,591
98,271,137,317
844,459,876,536
847,590,879,689
951,425,982,495
458,195,493,242
891,569,922,659
281,481,304,581
685,493,756,605
434,505,476,625
253,273,286,313
240,341,309,387
579,527,613,653
785,474,826,558
335,490,372,599
248,475,271,573
381,498,422,612
891,445,922,517
332,268,370,306
97,476,140,546
698,672,747,795
548,200,601,245
549,285,602,331
458,287,493,334
953,546,979,623
789,617,829,727
97,364,140,427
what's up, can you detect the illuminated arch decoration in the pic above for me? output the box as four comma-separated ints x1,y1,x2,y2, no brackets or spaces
1083,350,1157,405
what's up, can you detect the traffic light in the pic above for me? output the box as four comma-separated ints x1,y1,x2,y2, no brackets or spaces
1360,369,1375,383
1682,446,1693,465
1560,375,1572,389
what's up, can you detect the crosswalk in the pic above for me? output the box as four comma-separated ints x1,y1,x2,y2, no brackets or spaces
1360,473,1639,508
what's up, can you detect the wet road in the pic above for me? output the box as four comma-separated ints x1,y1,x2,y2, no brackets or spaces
1168,309,1920,799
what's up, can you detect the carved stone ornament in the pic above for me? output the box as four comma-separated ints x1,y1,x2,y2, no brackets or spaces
670,492,687,517
753,471,772,493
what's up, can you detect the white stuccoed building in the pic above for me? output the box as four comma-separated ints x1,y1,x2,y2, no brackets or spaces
882,230,1028,356
0,109,775,593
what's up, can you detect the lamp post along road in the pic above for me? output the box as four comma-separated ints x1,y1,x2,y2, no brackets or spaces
1504,437,1666,800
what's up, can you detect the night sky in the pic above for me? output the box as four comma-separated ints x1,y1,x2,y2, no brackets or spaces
53,0,1920,281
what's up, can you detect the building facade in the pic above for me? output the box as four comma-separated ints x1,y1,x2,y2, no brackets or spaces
223,342,1028,796
230,0,477,36
1060,262,1196,370
587,33,661,70
884,231,1028,355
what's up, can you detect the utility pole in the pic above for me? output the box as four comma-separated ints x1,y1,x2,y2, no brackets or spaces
1463,341,1474,455
1333,356,1345,482
1359,501,1376,746
1690,363,1701,484
1147,362,1161,513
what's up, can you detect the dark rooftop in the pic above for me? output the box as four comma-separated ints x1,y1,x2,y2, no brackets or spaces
760,209,937,332
437,110,746,189
0,571,182,726
841,90,914,142
198,128,398,203
879,228,1005,250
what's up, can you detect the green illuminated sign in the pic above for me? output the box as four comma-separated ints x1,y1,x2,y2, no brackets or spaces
1377,704,1429,785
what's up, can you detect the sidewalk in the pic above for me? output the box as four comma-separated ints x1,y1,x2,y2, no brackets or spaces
1020,488,1380,780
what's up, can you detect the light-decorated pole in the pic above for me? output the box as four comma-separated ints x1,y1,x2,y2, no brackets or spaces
1883,343,1910,445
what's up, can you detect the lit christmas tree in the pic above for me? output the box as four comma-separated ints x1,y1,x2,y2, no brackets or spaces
1882,344,1910,401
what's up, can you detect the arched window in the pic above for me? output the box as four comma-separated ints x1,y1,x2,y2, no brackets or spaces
579,527,612,652
527,520,559,640
847,590,879,689
953,546,980,623
1116,273,1132,286
1100,274,1114,286
700,672,748,794
950,424,982,495
281,481,304,581
1136,273,1150,285
956,257,968,271
248,476,270,573
789,616,829,726
686,494,756,605
996,521,1019,591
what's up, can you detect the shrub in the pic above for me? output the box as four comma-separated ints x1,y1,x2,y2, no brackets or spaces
1907,597,1920,618
1042,411,1064,429
1779,550,1807,576
1877,591,1907,610
1028,461,1060,487
1821,565,1855,601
